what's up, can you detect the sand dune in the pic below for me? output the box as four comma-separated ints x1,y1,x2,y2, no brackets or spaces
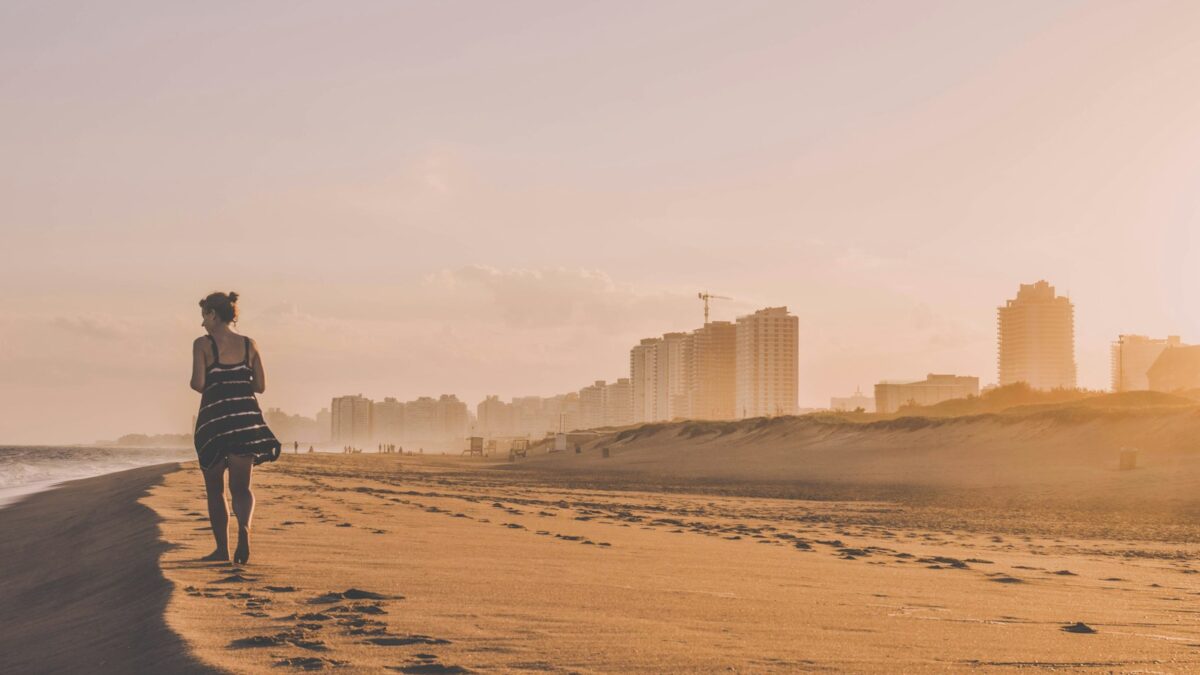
514,407,1200,530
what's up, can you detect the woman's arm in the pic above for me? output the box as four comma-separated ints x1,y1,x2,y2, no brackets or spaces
190,337,208,393
249,338,266,394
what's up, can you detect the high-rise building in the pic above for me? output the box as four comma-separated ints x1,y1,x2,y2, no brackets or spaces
511,396,545,438
435,394,469,442
1111,335,1185,392
735,307,799,418
630,338,662,423
579,380,607,429
315,407,331,442
603,378,634,427
997,281,1077,390
331,394,373,446
660,332,693,421
371,397,405,443
874,374,979,414
477,395,513,437
404,396,437,446
544,392,580,433
689,321,737,420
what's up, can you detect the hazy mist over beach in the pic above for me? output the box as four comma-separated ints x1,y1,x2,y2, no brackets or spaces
7,3,1200,673
2,1,1199,445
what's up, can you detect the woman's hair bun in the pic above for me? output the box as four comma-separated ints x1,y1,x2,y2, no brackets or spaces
199,291,240,324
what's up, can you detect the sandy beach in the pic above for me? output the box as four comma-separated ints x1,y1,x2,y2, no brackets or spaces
146,434,1197,673
5,410,1200,673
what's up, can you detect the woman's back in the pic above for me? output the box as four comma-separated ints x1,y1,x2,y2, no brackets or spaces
203,332,253,368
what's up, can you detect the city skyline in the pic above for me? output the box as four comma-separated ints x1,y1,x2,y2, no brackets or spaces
110,278,1200,452
14,275,1200,445
4,2,1200,444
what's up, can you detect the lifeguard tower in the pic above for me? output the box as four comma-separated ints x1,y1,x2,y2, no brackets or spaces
462,436,485,457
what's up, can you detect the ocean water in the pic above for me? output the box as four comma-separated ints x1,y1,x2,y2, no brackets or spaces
0,446,194,508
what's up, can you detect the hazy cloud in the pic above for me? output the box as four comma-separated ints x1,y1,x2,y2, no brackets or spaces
48,314,135,341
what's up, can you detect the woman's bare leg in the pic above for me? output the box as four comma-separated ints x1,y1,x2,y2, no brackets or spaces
201,459,229,561
227,454,255,564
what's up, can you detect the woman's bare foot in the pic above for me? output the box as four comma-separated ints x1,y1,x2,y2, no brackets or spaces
200,548,229,562
233,531,250,565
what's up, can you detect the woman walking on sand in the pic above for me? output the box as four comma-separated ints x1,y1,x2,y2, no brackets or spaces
190,291,281,564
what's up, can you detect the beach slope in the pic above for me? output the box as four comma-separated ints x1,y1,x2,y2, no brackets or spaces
0,464,217,674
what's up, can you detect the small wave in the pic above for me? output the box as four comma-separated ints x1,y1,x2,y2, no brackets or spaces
0,446,194,507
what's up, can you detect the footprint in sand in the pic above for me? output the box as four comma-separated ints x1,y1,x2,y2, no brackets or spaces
364,634,450,646
216,573,256,583
339,616,389,636
274,655,349,670
309,589,401,604
230,629,329,651
988,574,1026,584
918,556,968,569
388,658,474,674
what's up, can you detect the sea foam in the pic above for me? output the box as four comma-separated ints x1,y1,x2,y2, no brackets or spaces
0,446,193,507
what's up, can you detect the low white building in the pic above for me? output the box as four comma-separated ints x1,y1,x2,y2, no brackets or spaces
874,374,979,414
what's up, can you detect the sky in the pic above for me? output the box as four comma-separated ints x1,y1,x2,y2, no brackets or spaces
2,0,1200,444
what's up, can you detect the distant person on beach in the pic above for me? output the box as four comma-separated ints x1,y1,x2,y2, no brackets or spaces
190,291,281,565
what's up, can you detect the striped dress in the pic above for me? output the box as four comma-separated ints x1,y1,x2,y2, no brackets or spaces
194,335,281,470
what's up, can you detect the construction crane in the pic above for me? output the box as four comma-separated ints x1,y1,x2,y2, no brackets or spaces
697,291,732,324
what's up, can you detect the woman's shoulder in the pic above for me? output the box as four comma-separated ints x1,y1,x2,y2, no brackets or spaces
242,335,260,356
193,335,212,350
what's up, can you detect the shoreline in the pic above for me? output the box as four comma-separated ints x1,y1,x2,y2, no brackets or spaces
0,446,195,510
0,463,218,674
0,457,187,509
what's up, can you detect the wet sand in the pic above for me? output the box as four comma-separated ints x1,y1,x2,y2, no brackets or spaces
0,464,216,674
145,454,1199,673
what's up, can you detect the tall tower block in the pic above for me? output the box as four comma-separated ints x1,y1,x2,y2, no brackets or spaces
997,281,1077,390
